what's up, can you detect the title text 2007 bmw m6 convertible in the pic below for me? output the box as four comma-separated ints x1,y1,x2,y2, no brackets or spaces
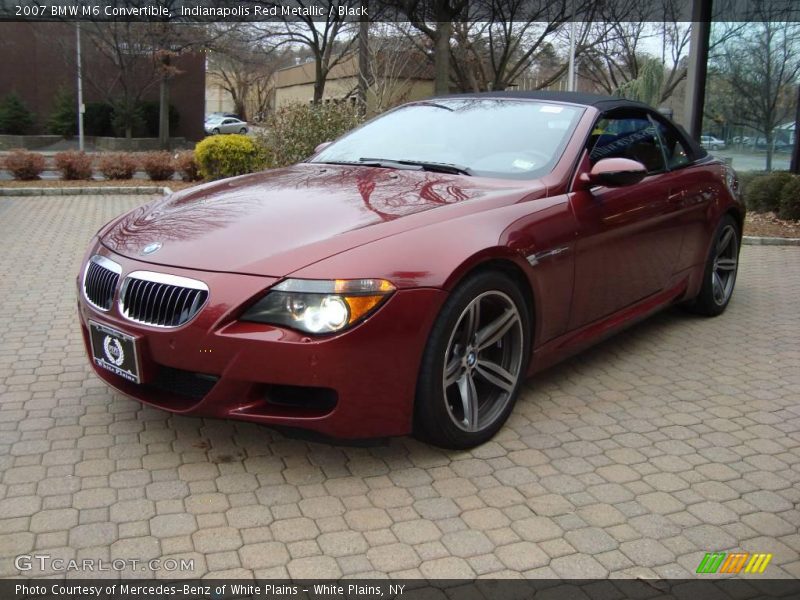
77,91,744,448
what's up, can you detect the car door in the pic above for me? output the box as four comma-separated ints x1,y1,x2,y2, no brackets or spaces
221,118,235,134
651,116,715,276
568,109,685,330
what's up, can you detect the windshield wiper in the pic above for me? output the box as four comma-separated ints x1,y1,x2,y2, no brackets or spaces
358,158,472,176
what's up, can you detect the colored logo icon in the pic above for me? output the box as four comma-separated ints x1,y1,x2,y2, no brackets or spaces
696,552,773,574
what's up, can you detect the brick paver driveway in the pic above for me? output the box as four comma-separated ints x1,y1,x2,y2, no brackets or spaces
1,194,799,579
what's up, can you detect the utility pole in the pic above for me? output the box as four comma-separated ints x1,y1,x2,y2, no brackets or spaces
791,85,800,174
76,22,85,152
567,0,576,91
357,1,369,114
683,0,712,139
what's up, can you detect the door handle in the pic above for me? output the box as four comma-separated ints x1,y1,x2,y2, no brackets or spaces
668,189,685,204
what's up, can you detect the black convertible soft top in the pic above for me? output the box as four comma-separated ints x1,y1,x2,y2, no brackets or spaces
443,90,651,111
439,90,708,161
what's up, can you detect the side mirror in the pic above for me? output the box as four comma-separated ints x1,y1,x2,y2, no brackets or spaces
314,141,332,154
580,158,647,188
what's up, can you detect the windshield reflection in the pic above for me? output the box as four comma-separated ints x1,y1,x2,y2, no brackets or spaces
311,99,581,180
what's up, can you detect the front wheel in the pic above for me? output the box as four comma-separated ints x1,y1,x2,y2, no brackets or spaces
686,214,740,316
239,128,247,134
415,271,530,449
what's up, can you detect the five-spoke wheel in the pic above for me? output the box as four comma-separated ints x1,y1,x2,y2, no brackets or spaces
685,214,741,316
442,291,524,433
415,271,530,448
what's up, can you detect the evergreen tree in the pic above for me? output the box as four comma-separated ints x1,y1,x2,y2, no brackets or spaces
47,88,77,138
0,93,35,135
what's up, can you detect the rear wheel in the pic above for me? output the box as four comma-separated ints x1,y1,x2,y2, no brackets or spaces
212,128,220,135
687,214,740,316
415,271,530,449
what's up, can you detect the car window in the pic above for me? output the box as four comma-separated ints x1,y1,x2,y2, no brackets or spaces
311,99,583,180
589,114,666,174
655,120,691,169
223,119,234,124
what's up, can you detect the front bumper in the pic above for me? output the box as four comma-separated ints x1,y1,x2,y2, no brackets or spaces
77,245,446,439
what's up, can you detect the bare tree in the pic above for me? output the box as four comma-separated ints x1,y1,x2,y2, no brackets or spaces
449,0,574,92
718,14,800,170
399,0,470,94
363,24,430,112
207,25,287,121
82,22,162,138
579,0,690,104
255,1,358,103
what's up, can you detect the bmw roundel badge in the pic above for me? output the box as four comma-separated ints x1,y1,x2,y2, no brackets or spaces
141,242,162,255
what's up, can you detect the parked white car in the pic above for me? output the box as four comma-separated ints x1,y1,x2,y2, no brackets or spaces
205,117,248,135
700,135,726,151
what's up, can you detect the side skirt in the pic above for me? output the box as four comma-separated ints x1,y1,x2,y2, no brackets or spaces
527,279,689,376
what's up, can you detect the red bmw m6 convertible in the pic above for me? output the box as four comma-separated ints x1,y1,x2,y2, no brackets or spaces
77,91,744,448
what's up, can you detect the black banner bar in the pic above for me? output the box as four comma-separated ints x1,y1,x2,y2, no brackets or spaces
2,0,800,23
5,579,800,600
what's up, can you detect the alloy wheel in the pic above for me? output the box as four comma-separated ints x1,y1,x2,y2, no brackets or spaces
712,224,738,306
442,290,524,432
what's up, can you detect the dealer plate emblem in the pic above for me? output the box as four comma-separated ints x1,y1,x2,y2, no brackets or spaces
103,336,125,366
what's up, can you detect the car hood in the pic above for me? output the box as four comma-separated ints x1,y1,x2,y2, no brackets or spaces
101,164,541,277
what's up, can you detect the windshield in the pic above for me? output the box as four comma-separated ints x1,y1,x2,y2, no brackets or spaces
310,99,582,179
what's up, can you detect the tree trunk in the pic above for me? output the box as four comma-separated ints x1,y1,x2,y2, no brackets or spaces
765,130,773,172
159,76,170,150
433,21,452,95
313,59,325,103
357,9,369,114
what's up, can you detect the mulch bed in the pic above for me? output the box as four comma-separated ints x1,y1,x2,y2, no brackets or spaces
0,179,198,191
745,212,800,238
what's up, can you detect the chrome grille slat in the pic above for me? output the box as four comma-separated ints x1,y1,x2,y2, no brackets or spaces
173,288,190,326
160,285,179,326
119,271,208,328
83,256,121,311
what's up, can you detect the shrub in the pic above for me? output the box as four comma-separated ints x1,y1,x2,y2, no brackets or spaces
54,150,93,180
47,87,77,138
778,175,800,221
735,170,759,195
97,152,137,180
0,93,35,135
194,134,267,180
175,150,201,181
261,102,364,168
140,151,175,180
744,171,792,212
84,102,115,137
139,101,180,137
111,101,144,138
3,149,45,180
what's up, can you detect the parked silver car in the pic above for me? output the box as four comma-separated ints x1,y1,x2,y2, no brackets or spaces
700,135,726,150
205,117,248,135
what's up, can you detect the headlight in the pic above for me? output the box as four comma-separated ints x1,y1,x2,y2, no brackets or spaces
241,278,396,334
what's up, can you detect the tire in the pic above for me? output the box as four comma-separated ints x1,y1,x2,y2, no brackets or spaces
686,214,740,316
212,128,220,135
414,270,531,449
239,128,247,134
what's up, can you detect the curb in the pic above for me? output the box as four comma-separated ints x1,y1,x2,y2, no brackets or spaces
0,186,173,196
743,235,800,246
